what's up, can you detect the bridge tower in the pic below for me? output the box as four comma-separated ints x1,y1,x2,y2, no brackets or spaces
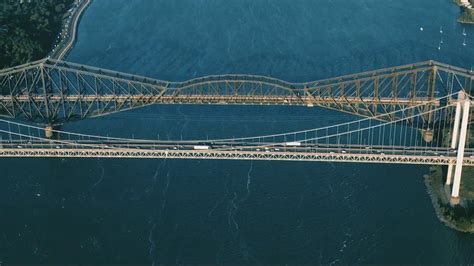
446,91,471,204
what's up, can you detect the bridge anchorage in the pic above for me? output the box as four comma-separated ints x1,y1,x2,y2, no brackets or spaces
0,59,473,203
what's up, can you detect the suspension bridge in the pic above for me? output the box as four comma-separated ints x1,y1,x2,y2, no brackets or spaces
0,59,473,202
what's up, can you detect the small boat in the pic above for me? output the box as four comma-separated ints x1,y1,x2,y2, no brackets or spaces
440,26,443,34
440,36,444,44
463,28,467,36
463,37,467,46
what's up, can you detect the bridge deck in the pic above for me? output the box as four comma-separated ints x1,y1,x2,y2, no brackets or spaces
0,95,440,106
0,148,470,165
1,140,473,165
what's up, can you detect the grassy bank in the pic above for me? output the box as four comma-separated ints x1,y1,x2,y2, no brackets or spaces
0,0,75,69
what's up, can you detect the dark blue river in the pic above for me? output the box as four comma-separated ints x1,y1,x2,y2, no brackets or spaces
1,0,474,264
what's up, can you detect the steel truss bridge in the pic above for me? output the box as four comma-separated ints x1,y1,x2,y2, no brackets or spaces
0,59,472,124
0,59,474,201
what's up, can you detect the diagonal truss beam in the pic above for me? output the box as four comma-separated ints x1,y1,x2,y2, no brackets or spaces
0,59,472,125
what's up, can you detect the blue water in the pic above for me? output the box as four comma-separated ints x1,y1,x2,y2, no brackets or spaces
1,0,474,264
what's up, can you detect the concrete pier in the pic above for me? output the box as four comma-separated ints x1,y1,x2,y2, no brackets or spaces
446,162,454,185
451,94,470,201
422,129,434,143
446,100,463,185
45,126,54,139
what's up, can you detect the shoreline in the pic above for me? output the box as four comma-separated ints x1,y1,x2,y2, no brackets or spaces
458,15,474,24
49,0,92,60
424,166,474,233
453,0,474,24
423,124,474,233
424,171,468,233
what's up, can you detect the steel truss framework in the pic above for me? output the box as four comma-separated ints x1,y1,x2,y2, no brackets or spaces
0,148,472,165
0,59,472,124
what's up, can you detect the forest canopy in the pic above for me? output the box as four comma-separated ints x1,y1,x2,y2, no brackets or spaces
0,0,74,68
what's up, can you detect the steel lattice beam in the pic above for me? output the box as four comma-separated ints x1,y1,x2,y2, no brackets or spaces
0,148,473,165
0,59,472,124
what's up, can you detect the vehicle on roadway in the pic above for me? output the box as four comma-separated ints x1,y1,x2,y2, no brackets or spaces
285,141,302,146
193,145,210,150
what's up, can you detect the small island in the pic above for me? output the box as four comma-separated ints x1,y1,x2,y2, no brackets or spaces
0,0,90,69
455,0,474,24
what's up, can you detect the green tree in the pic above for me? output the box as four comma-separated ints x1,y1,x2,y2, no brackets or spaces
0,0,74,68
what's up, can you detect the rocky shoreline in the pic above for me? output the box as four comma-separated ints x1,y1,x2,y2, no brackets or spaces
424,166,474,233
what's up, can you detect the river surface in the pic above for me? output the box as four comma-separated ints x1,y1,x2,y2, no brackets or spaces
1,0,474,264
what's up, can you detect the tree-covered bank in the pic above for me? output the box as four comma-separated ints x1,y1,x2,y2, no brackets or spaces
425,166,474,232
425,126,474,233
459,7,474,24
0,0,74,69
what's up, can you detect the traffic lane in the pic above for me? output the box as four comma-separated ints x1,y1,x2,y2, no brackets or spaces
0,141,467,158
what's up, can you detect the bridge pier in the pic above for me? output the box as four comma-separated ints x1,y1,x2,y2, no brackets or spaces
450,91,470,203
446,99,463,185
446,162,454,185
45,126,54,139
422,129,434,143
44,125,61,139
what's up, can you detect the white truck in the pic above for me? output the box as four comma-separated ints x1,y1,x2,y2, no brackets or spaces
193,145,210,150
284,141,302,146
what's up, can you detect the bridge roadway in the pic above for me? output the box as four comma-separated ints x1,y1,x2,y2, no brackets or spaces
1,140,473,165
0,95,439,107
